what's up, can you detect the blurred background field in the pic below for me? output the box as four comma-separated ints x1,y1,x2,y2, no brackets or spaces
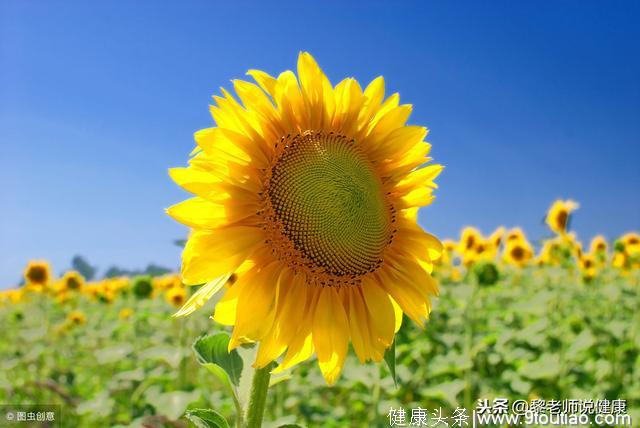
2,232,639,427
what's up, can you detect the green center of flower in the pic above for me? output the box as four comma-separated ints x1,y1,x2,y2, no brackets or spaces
268,131,392,277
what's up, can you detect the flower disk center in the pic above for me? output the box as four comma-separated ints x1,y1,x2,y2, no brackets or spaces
267,132,392,278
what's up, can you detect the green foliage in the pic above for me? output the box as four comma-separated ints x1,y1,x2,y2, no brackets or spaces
472,261,500,286
193,333,243,387
131,275,153,299
185,408,230,428
0,266,638,427
384,339,396,387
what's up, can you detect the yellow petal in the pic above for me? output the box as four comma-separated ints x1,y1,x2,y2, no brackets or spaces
247,69,278,98
166,197,228,229
194,128,252,164
232,79,282,141
169,167,221,196
395,164,443,194
181,227,262,285
229,262,280,349
364,92,399,135
347,287,374,363
297,51,334,129
366,104,412,142
211,89,263,141
272,314,315,373
212,283,241,325
275,70,307,131
400,187,435,208
357,76,385,132
254,270,307,367
173,274,231,317
361,279,395,348
312,287,349,385
366,126,428,163
390,297,403,333
332,78,364,135
376,264,431,326
397,221,443,263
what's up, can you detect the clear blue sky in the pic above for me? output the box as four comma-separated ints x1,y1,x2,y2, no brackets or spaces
1,1,639,286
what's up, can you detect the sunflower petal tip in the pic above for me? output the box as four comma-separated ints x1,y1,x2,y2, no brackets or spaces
228,336,240,352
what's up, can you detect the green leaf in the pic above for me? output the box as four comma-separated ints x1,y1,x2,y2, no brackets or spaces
420,379,466,408
193,333,243,386
278,425,305,428
192,334,244,423
76,391,116,417
185,408,230,428
384,339,396,387
94,344,133,364
269,373,292,387
518,353,561,380
146,389,201,420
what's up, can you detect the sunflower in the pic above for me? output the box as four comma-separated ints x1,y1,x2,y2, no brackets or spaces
589,235,608,254
459,227,481,254
578,254,598,282
435,239,457,266
0,289,23,305
166,287,187,307
23,260,52,291
56,291,72,304
168,52,443,384
563,231,584,259
545,199,578,235
67,310,87,326
619,232,640,256
489,226,505,249
614,232,640,271
60,271,85,292
503,240,534,267
89,281,117,304
119,308,134,320
153,274,183,292
536,240,559,266
505,227,526,244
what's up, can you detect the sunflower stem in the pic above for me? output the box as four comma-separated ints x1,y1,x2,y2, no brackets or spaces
463,277,478,410
245,362,273,428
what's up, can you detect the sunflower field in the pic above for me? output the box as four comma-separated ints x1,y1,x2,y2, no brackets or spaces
2,204,639,427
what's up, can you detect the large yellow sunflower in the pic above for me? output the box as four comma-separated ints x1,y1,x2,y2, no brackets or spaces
167,52,442,384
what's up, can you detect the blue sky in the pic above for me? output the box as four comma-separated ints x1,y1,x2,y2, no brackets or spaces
1,1,639,286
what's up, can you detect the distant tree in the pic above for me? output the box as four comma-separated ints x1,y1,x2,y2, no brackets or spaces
144,264,172,277
104,266,128,279
71,255,97,280
103,264,172,279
